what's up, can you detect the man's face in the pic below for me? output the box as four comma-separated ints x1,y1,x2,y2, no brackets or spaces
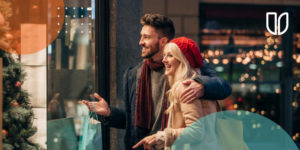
139,25,161,59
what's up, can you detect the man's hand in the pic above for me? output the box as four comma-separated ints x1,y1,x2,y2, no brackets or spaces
82,93,111,116
132,134,157,150
179,79,204,103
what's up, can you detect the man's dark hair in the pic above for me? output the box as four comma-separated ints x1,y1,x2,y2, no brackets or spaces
140,13,175,40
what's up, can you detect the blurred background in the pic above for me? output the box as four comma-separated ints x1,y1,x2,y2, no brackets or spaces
1,0,299,149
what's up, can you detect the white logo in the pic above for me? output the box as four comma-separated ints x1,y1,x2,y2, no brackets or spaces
266,12,289,35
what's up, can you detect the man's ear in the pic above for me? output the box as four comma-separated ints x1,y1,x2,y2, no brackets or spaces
160,37,169,47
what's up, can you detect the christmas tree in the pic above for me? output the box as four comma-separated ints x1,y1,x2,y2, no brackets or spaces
0,0,40,149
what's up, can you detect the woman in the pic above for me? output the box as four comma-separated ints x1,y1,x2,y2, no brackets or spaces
133,37,219,150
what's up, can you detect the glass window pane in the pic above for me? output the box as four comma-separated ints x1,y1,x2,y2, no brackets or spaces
47,0,96,148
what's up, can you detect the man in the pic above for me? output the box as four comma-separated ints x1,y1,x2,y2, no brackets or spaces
83,14,232,150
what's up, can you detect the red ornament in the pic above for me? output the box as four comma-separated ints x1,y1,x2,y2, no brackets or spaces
238,97,243,102
12,101,19,107
2,129,8,137
15,81,22,87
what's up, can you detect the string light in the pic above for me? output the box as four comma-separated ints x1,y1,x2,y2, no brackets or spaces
240,77,245,82
241,83,245,88
212,59,219,64
236,57,242,63
264,45,269,49
242,57,251,64
222,59,229,64
208,50,214,57
292,101,297,107
233,104,238,109
215,50,220,56
255,50,263,58
205,58,209,63
220,50,224,55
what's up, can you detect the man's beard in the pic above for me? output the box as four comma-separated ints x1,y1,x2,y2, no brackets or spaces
142,43,160,59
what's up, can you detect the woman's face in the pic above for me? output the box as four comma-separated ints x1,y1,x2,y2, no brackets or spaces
162,48,180,76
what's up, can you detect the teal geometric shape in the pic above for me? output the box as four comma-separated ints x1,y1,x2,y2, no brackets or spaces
171,110,298,150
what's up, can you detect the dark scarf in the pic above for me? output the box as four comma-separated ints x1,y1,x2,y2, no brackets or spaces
134,59,169,130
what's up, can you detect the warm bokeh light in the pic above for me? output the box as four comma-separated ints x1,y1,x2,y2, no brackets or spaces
212,58,219,64
236,56,242,63
222,58,229,64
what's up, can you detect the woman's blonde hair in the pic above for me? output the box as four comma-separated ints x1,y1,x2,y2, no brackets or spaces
164,43,198,113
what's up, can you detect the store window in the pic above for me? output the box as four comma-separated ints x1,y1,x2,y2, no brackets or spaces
47,0,98,149
199,3,299,145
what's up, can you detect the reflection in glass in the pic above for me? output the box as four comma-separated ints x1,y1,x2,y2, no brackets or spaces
47,1,96,149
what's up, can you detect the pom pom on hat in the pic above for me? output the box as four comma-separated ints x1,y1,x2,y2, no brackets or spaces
170,37,203,68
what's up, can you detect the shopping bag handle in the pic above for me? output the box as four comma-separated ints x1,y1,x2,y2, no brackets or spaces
89,102,99,121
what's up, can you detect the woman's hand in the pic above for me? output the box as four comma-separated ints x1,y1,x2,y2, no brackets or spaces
132,134,157,150
82,93,111,116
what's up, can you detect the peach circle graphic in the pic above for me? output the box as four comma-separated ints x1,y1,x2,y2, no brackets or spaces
4,0,64,55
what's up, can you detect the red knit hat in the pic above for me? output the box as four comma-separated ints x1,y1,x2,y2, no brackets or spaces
170,37,203,68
